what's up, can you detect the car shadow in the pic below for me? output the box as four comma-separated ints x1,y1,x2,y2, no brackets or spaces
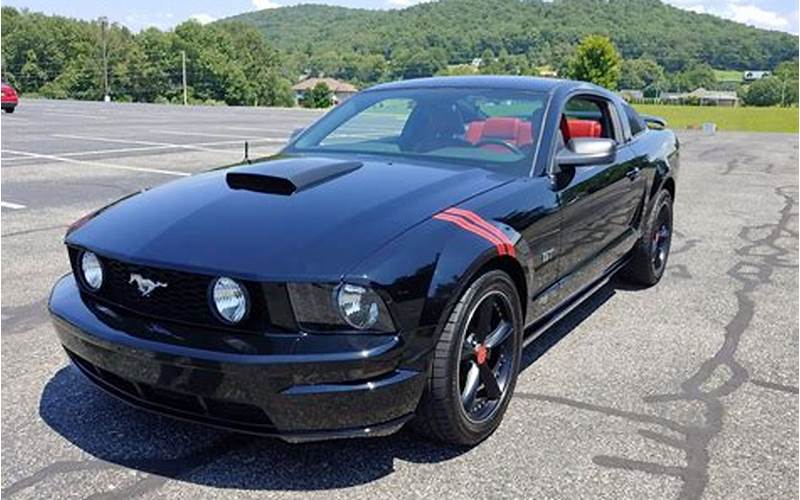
38,281,618,491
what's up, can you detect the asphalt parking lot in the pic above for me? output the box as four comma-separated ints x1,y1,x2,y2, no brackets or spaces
1,99,797,500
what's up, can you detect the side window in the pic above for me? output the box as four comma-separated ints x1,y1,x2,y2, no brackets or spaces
623,103,646,137
560,96,619,146
321,98,415,146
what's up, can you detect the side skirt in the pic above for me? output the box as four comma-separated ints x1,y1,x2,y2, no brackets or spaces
522,256,628,348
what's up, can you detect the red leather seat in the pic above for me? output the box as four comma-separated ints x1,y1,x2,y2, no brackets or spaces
466,121,484,143
565,119,602,139
466,117,533,149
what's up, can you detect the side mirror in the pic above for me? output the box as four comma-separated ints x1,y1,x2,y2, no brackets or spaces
556,138,616,168
289,127,305,142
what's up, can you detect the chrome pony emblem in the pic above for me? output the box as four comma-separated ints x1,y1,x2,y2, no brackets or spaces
129,273,168,297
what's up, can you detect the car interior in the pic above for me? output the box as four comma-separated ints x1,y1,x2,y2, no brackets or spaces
296,90,619,176
396,99,542,157
558,96,615,147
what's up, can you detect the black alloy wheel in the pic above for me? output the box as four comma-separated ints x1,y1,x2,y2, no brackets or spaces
620,189,674,286
412,270,522,446
650,208,672,275
458,290,516,424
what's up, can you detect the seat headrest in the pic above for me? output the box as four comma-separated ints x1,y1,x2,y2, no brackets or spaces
566,119,602,139
482,117,521,139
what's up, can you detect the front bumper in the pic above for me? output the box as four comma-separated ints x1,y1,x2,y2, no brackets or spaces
49,274,426,442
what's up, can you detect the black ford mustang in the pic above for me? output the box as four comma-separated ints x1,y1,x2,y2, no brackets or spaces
49,76,678,445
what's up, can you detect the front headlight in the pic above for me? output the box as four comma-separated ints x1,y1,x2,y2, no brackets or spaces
287,282,394,332
336,284,384,330
80,251,103,290
211,277,248,324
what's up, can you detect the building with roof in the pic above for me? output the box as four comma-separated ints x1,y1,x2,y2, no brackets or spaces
661,88,739,107
618,89,644,101
292,78,358,105
743,70,771,82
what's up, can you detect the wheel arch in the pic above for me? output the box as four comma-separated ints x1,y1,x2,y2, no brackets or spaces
475,256,528,322
662,176,676,200
423,235,533,347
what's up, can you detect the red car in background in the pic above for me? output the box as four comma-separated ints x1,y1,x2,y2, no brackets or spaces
2,82,19,113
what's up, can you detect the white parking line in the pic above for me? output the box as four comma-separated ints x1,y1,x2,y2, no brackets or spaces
0,149,189,176
224,126,291,135
154,129,286,141
1,201,26,210
52,134,241,155
0,137,283,162
42,111,110,120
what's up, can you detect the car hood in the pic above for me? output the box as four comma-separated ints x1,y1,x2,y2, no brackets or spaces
67,155,512,280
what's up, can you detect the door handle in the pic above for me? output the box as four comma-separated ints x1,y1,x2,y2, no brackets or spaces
626,167,641,180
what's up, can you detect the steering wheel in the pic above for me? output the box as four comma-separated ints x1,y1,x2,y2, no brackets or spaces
474,139,522,155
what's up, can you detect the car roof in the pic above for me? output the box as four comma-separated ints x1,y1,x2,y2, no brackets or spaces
366,75,590,93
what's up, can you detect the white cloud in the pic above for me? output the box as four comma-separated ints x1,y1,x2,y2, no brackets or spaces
681,4,707,14
730,4,789,30
663,1,793,32
386,0,428,7
189,13,216,25
122,12,174,31
252,0,281,9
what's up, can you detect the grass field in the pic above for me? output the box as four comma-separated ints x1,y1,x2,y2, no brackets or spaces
633,104,799,133
713,69,743,82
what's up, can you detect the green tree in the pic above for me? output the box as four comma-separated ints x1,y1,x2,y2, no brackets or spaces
668,63,716,91
619,58,665,93
741,77,784,106
300,82,333,108
436,64,478,76
565,35,621,89
391,48,447,80
774,60,799,81
19,49,47,91
773,60,799,106
479,48,538,76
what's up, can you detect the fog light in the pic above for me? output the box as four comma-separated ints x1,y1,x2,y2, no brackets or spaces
80,251,103,290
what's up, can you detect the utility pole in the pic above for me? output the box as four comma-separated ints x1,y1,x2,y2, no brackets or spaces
181,50,188,106
100,17,110,102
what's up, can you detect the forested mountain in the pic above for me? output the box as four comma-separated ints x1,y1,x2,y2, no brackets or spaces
1,1,796,105
224,0,797,75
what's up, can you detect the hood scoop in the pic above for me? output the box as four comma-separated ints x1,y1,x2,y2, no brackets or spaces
226,157,362,195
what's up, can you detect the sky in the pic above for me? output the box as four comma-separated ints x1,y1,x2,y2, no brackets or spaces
2,0,798,34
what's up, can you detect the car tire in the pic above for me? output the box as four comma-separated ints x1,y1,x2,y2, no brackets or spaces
4,108,13,114
620,189,673,286
412,269,523,446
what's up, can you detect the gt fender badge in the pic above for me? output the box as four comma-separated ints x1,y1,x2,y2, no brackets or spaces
129,273,168,297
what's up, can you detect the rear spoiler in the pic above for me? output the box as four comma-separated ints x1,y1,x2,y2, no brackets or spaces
641,114,667,130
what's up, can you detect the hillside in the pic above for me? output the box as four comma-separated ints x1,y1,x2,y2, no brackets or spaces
223,0,797,73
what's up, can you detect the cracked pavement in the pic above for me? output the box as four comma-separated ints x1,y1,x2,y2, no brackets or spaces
1,100,797,499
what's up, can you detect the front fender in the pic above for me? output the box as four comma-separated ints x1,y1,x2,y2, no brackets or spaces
347,216,532,368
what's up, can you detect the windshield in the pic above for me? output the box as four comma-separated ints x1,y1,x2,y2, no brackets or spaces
288,87,548,176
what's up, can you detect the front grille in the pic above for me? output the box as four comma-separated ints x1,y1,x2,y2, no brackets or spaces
68,247,268,331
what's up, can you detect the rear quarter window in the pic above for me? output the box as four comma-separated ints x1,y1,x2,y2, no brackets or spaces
623,104,647,137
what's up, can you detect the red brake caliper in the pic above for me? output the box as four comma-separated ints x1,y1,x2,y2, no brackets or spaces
474,344,488,365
